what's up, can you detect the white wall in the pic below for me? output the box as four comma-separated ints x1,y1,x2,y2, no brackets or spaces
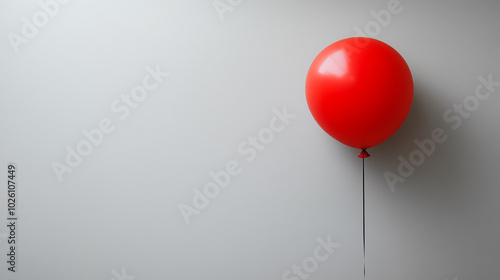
0,0,499,279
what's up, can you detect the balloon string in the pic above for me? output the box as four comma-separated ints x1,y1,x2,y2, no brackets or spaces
363,157,366,279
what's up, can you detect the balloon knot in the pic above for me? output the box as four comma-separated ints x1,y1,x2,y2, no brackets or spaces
358,149,370,158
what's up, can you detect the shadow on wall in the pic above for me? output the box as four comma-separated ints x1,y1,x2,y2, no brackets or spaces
369,78,471,195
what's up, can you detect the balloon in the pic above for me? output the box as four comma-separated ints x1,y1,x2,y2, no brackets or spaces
305,37,413,158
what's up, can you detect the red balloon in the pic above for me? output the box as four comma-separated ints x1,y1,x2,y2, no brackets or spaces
305,37,413,157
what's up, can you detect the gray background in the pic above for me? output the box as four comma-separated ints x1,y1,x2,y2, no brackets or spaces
0,0,499,279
